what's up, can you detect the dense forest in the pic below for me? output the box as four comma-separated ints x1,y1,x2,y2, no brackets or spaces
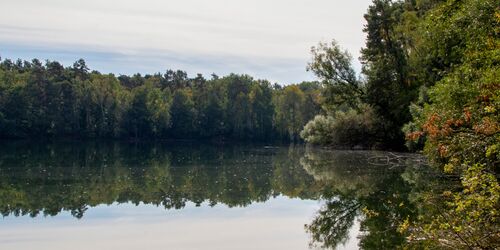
298,0,499,248
0,59,322,141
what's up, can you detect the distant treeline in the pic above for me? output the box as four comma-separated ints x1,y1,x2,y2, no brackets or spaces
0,58,321,140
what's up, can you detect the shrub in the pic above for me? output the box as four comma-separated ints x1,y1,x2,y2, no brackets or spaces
301,104,379,148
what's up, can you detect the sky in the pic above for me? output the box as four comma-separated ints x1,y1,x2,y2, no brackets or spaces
0,198,361,250
0,0,372,84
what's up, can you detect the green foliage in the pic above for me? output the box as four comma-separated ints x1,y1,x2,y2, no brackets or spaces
273,85,308,141
124,82,171,138
301,104,379,148
405,0,499,171
307,40,363,112
300,115,336,145
302,0,498,247
360,0,422,148
303,40,382,149
398,0,500,248
303,1,425,149
170,89,195,137
0,58,321,141
84,73,127,137
404,164,500,249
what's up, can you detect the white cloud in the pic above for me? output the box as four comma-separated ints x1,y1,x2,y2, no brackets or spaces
0,0,372,83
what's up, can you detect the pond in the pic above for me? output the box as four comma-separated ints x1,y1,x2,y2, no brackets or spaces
0,141,430,250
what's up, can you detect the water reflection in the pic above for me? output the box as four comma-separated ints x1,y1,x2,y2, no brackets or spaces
301,149,429,249
0,141,319,218
0,141,429,249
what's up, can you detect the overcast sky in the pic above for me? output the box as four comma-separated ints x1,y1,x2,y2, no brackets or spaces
0,0,372,84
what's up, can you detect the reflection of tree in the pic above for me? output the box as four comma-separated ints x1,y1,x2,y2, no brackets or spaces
0,141,439,249
300,149,382,197
301,147,425,249
271,145,321,199
0,142,320,218
306,195,360,249
399,164,500,249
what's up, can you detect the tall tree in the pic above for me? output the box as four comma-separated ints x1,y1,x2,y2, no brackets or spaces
360,0,418,148
170,89,196,138
308,41,363,112
274,85,306,141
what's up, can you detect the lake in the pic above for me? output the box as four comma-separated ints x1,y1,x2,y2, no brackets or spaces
0,141,429,250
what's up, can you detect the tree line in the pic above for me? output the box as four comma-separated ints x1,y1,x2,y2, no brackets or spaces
0,59,321,141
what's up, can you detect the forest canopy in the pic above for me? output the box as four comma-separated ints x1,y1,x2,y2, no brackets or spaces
0,59,322,141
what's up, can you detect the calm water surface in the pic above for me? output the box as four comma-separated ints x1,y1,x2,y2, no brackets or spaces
0,142,428,250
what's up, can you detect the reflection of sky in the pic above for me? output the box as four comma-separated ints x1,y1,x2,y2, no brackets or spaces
0,0,371,84
0,196,329,250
